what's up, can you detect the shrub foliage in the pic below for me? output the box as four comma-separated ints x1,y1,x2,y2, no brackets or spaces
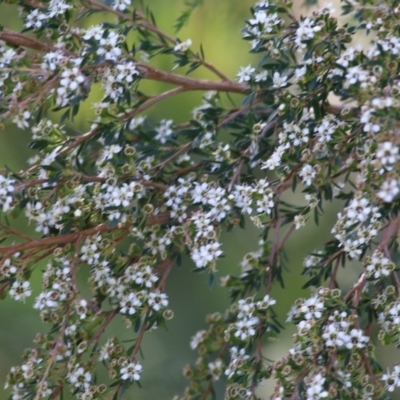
1,0,400,399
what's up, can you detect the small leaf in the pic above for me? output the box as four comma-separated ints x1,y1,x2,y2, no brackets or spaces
208,273,214,288
199,43,205,60
174,0,204,33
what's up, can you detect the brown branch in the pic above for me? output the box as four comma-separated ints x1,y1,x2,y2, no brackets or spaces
130,311,149,361
200,59,230,81
329,257,341,289
0,29,73,56
156,259,174,291
0,211,172,257
267,210,281,294
152,142,193,171
87,310,116,347
0,221,33,241
216,101,256,129
321,249,343,267
227,159,245,192
16,175,168,191
0,28,247,96
343,272,366,304
123,86,189,120
135,62,248,94
33,310,70,400
23,128,100,176
0,223,111,255
50,385,63,399
83,0,231,81
279,224,296,253
392,269,400,295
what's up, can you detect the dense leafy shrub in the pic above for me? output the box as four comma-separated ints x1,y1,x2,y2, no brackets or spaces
1,0,400,398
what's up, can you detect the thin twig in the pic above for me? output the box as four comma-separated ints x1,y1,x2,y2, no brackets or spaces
152,142,193,171
33,310,70,400
227,159,245,192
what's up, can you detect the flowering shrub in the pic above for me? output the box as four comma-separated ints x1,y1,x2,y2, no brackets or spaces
1,0,400,398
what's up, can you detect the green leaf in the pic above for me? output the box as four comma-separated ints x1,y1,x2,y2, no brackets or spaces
108,218,120,229
208,273,214,288
186,62,201,75
199,43,205,60
134,317,141,333
303,0,318,6
174,0,204,33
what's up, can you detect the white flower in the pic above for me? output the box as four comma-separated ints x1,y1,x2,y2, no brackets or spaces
75,299,89,319
272,71,288,88
97,32,122,61
346,198,371,223
125,264,158,288
60,67,85,91
306,373,328,400
0,175,15,212
345,328,369,349
377,35,400,56
80,236,101,265
256,193,274,214
112,0,131,11
148,291,169,311
68,365,91,389
300,296,324,320
12,110,31,130
0,48,16,68
225,346,250,378
191,241,223,269
99,144,122,162
25,9,48,30
128,116,146,130
34,291,59,310
48,0,72,17
365,251,394,279
248,10,281,34
41,51,66,71
336,45,362,68
119,292,142,315
190,330,207,350
234,317,259,340
345,66,376,88
322,324,347,347
120,361,142,381
377,179,400,203
254,70,268,82
9,281,32,302
295,17,321,49
387,303,400,324
295,66,306,79
299,164,316,187
233,184,253,214
174,39,192,52
208,359,223,380
294,215,306,229
382,369,398,392
155,119,173,143
115,62,140,83
343,239,362,259
261,144,286,170
237,65,255,83
237,298,256,319
256,294,276,309
83,25,104,41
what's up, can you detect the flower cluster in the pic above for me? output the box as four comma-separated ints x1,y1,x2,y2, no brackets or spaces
0,175,15,212
1,0,400,399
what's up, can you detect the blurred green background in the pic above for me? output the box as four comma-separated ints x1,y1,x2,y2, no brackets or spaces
0,0,398,399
